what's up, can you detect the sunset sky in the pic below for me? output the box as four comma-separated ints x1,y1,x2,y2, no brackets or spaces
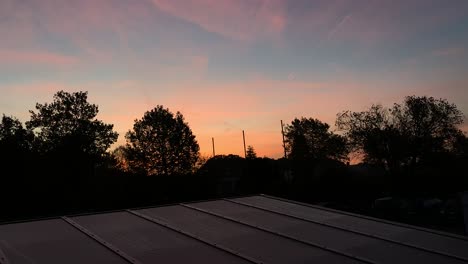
1,0,468,158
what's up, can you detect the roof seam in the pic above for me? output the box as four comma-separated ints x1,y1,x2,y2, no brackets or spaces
125,209,262,264
224,198,468,262
180,203,376,264
260,194,468,241
61,217,141,264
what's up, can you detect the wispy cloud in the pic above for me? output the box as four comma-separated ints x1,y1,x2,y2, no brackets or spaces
287,0,468,49
327,14,353,40
151,0,286,41
0,49,79,66
0,0,158,60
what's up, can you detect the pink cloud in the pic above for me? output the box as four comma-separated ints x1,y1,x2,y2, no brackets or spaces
0,0,158,61
151,0,286,41
0,49,79,66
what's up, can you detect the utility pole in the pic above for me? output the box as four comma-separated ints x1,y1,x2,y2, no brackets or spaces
281,120,287,159
242,130,247,158
212,137,215,157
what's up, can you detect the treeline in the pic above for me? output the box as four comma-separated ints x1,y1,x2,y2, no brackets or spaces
1,91,467,231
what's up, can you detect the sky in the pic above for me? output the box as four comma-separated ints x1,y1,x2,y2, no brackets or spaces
1,0,468,158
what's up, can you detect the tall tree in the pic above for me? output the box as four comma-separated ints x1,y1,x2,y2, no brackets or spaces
124,105,200,176
26,91,118,159
285,118,349,162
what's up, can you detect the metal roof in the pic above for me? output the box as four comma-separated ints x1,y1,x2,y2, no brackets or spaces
1,195,467,264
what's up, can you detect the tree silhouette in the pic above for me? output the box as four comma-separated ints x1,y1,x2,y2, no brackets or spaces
0,115,34,152
336,96,464,171
285,118,349,162
336,105,407,170
123,105,200,176
0,115,35,173
453,133,468,159
112,146,131,172
246,145,257,159
26,90,118,159
392,96,464,166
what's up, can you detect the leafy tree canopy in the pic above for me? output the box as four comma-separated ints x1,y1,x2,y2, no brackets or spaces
285,117,349,162
124,105,200,176
26,90,118,157
336,96,464,170
0,115,34,151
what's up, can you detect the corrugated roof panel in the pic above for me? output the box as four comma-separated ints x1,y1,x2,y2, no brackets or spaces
232,196,468,261
136,205,365,264
189,199,465,264
71,211,249,264
0,219,127,264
